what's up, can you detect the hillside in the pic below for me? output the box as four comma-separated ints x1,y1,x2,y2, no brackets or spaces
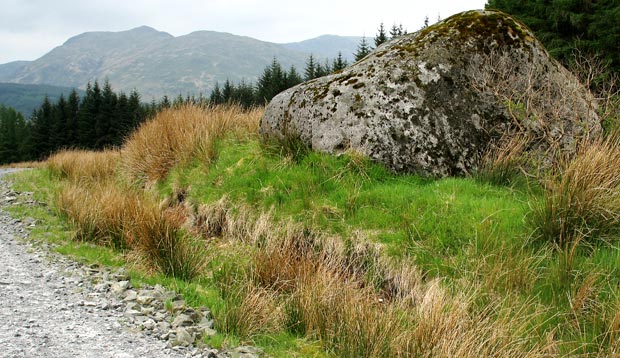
0,27,359,100
7,102,620,356
282,35,363,62
0,82,85,117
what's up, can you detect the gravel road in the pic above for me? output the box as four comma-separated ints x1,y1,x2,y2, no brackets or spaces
0,169,196,358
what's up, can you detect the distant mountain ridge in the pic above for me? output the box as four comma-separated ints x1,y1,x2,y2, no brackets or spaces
282,35,362,62
0,26,363,100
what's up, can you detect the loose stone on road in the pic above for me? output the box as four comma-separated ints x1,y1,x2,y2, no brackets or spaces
0,169,221,358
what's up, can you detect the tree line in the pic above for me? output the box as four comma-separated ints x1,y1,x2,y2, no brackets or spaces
486,0,619,86
209,52,350,108
0,81,152,163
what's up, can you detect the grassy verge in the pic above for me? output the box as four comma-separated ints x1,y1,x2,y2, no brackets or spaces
7,104,620,356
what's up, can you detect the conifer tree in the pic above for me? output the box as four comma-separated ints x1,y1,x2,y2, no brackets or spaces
222,79,234,103
31,96,53,158
354,36,372,62
486,0,620,77
390,23,405,38
286,66,303,87
0,105,27,164
304,54,317,81
256,58,287,103
95,80,117,149
50,94,68,151
375,22,388,47
65,90,80,147
332,52,349,72
128,90,143,129
210,83,223,105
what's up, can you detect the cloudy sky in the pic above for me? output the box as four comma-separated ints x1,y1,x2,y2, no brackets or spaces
0,0,487,64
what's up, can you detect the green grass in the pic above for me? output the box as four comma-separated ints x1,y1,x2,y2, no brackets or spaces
158,135,620,355
161,137,532,278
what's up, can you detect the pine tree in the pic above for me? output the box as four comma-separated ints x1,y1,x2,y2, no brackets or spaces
375,22,388,47
222,79,234,103
354,36,372,62
486,0,620,80
77,81,102,149
94,80,117,149
65,90,80,147
31,96,53,158
173,94,185,108
286,66,303,87
256,58,287,103
332,52,349,72
128,90,144,129
233,80,257,108
113,92,131,146
0,105,24,164
390,23,405,38
304,54,317,81
210,83,223,105
50,95,68,151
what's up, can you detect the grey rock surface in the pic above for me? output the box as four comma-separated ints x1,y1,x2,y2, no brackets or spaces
260,10,600,176
0,169,260,358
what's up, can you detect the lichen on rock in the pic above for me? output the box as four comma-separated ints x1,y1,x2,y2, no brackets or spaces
259,10,600,176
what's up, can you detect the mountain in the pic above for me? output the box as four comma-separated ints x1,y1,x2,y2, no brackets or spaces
0,26,359,100
282,35,364,62
0,82,85,118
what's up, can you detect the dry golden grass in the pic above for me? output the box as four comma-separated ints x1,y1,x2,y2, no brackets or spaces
219,282,285,339
55,180,138,248
47,149,120,183
476,133,530,185
56,179,206,279
531,137,620,246
47,145,206,279
121,104,261,186
195,198,551,357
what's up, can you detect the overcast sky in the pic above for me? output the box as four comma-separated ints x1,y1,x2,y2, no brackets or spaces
0,0,487,64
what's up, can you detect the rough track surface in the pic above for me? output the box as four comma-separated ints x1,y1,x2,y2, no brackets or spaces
0,169,195,358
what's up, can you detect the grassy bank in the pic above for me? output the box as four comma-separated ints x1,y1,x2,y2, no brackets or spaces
7,104,620,357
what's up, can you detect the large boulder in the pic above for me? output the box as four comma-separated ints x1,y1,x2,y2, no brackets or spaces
259,10,601,176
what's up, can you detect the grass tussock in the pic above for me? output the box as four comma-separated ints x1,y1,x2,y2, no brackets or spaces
49,146,207,280
55,181,138,249
530,137,620,246
476,133,530,186
198,199,547,357
121,104,261,186
48,149,120,182
128,198,207,280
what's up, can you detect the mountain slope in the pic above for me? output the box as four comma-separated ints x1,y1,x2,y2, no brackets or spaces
282,35,363,62
0,27,340,100
0,82,85,117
